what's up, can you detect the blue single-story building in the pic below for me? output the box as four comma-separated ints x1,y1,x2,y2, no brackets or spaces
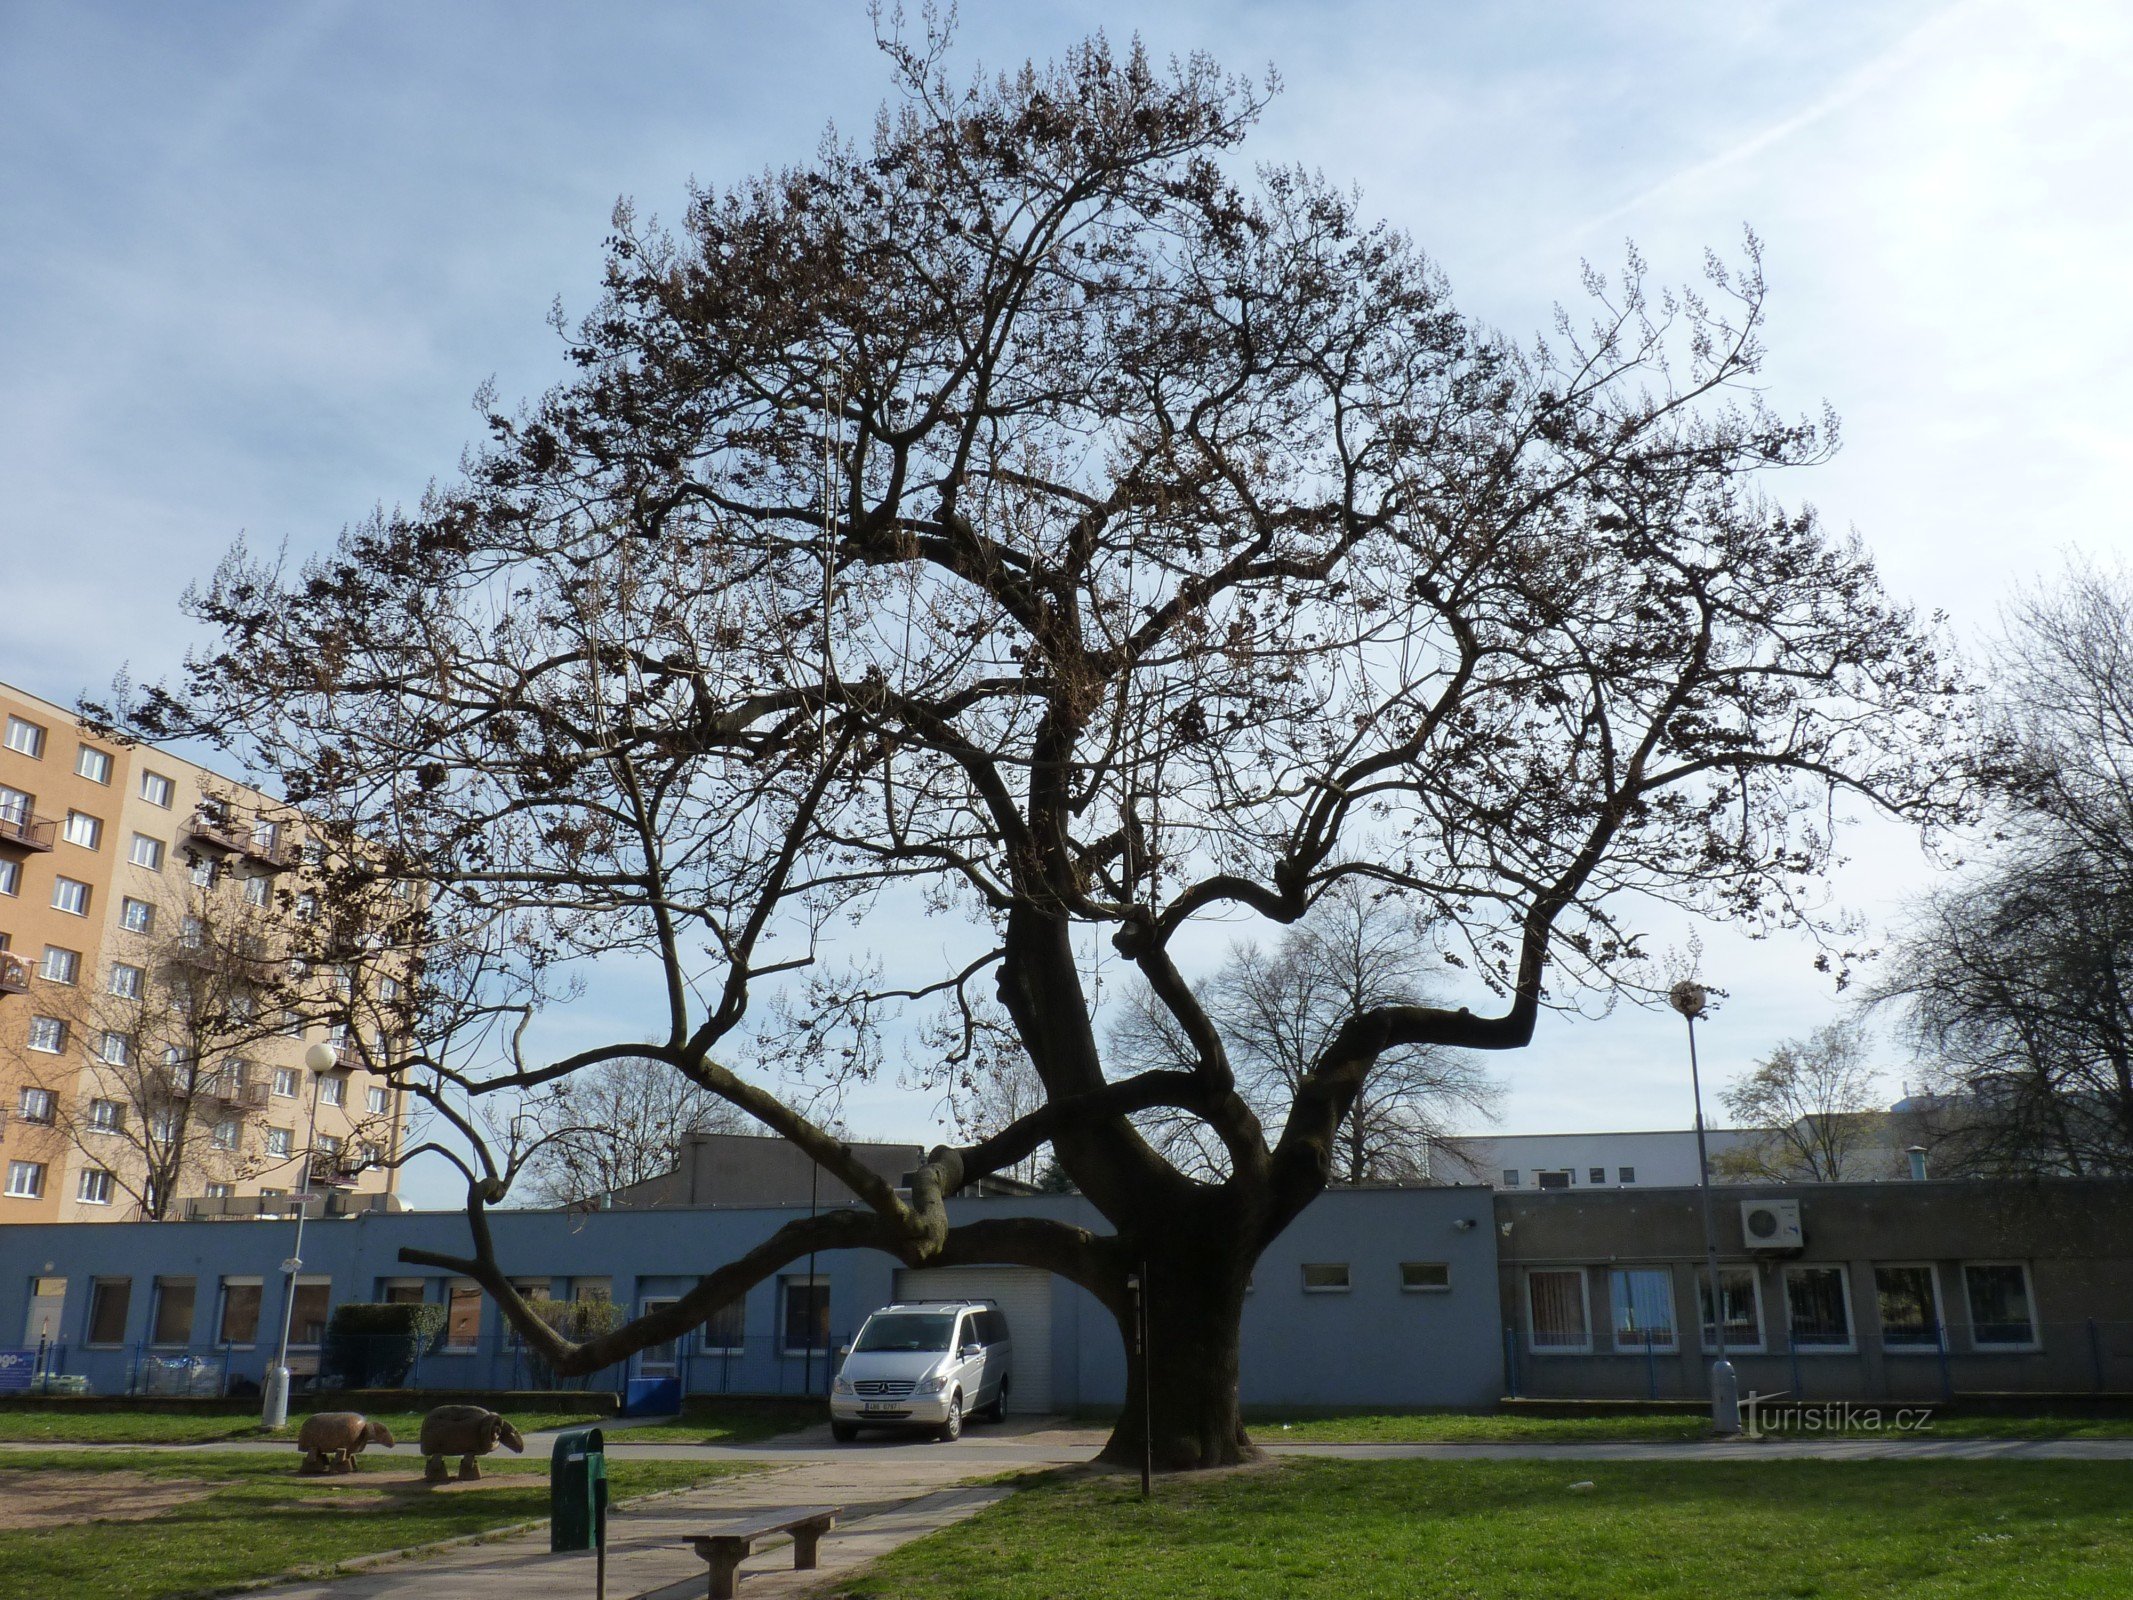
0,1187,1507,1410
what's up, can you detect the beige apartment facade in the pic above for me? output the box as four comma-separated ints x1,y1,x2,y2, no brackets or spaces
1,682,403,1224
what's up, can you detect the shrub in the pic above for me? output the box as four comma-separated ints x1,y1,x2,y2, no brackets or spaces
322,1302,448,1389
522,1295,623,1389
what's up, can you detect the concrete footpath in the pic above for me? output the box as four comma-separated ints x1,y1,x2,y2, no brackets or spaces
240,1424,1098,1600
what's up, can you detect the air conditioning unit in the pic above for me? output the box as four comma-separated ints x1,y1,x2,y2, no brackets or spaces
1740,1198,1804,1251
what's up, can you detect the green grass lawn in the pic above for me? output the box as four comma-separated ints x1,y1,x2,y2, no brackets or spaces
1250,1407,2133,1443
837,1458,2133,1599
601,1396,820,1445
0,1404,605,1446
0,1448,756,1600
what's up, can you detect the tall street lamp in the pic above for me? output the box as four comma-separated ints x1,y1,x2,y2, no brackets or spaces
1669,980,1740,1436
261,1040,339,1429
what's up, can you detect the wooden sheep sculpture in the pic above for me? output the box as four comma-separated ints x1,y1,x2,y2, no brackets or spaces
295,1411,396,1475
420,1404,526,1482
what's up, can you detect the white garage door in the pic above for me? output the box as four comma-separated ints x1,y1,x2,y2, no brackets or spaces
892,1266,1054,1414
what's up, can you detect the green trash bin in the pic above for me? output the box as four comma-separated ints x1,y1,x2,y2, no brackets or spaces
550,1426,608,1555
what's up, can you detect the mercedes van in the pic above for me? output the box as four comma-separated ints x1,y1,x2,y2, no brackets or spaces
828,1299,1011,1442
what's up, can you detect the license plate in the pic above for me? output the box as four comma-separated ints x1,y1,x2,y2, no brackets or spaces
861,1402,903,1414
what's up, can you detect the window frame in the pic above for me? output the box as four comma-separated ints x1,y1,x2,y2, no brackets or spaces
700,1285,747,1354
85,1277,132,1346
75,745,112,784
1783,1263,1858,1354
1525,1266,1593,1354
779,1274,831,1356
1608,1266,1679,1354
50,876,90,916
39,945,79,984
1399,1260,1451,1294
1697,1264,1767,1354
139,770,174,807
108,962,144,999
217,1276,265,1348
150,1277,197,1345
1301,1261,1353,1293
120,896,155,934
443,1280,483,1351
1872,1262,1947,1354
75,1167,115,1206
4,1160,47,1200
4,715,46,758
128,832,165,869
1962,1261,2042,1352
26,1015,67,1053
17,1086,55,1124
60,810,103,850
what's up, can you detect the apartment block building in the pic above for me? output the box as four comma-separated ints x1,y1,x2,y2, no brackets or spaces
1,682,403,1223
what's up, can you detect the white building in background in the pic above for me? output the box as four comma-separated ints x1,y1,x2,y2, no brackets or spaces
1436,1127,1762,1190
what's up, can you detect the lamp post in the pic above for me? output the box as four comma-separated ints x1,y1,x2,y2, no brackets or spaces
1669,980,1740,1436
262,1041,339,1428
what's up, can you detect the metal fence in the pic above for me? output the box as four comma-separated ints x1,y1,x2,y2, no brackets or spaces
11,1328,851,1401
1504,1318,2133,1402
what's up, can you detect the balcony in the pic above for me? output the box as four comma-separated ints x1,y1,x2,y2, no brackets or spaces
0,811,55,853
186,808,248,853
307,1155,363,1190
243,832,302,872
0,953,28,995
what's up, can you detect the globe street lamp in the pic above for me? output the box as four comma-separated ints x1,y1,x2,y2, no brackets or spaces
1669,980,1740,1436
261,1040,340,1428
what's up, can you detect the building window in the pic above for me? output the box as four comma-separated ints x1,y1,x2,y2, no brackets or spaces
204,1182,233,1199
1963,1263,2040,1350
61,810,103,849
265,1126,292,1158
86,1278,131,1345
273,1066,299,1098
120,897,156,934
108,962,144,998
319,1076,346,1108
4,716,46,758
26,1015,67,1053
1535,1169,1571,1190
219,1279,263,1345
1609,1269,1678,1352
0,784,33,830
189,857,216,888
5,1161,47,1199
291,1280,331,1346
379,976,400,1003
1501,1169,1520,1187
295,891,318,921
88,1097,125,1131
1301,1262,1352,1293
1400,1261,1451,1293
140,770,174,807
149,1109,176,1141
366,1085,391,1115
1589,1167,1607,1185
1785,1265,1856,1351
179,915,205,950
1875,1265,1944,1351
1527,1268,1591,1352
51,877,90,916
75,745,112,784
698,1292,747,1353
445,1281,483,1350
40,945,79,984
244,873,269,906
76,1168,115,1205
211,1120,240,1151
780,1276,830,1354
129,833,164,869
150,1278,196,1344
18,1086,55,1124
1619,1166,1636,1184
0,857,17,896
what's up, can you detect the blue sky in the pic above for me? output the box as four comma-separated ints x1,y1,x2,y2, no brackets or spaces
5,1,2131,1205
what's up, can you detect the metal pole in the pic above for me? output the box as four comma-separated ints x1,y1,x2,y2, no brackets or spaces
802,1160,820,1395
1135,1263,1153,1499
1672,984,1740,1436
263,1057,329,1427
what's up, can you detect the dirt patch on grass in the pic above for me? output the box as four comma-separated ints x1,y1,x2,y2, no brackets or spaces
0,1470,217,1531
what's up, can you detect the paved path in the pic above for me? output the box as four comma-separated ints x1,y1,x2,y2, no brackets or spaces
240,1429,1096,1600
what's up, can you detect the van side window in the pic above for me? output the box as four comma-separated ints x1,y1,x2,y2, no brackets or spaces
986,1309,1007,1344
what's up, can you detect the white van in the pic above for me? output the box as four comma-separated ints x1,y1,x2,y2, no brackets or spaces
829,1299,1011,1442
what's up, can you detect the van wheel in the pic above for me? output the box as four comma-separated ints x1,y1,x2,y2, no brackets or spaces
980,1379,1008,1423
830,1421,859,1443
935,1392,963,1442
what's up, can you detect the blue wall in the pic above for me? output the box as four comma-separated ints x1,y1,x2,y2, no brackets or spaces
0,1187,1504,1409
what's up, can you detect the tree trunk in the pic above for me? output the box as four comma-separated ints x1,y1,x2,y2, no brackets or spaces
1096,1220,1257,1471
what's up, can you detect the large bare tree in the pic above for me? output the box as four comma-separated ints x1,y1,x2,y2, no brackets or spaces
126,30,1970,1467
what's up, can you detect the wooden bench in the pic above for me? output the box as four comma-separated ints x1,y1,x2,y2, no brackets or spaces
685,1505,841,1599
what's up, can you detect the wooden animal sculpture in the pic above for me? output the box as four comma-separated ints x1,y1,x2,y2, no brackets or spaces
419,1404,526,1482
295,1411,396,1474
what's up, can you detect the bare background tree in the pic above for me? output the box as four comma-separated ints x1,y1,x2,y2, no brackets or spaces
130,27,1972,1467
1110,882,1498,1182
1713,1021,1886,1181
520,1055,747,1205
1875,562,2133,1176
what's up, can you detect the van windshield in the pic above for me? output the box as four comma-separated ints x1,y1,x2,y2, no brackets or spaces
854,1313,955,1353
